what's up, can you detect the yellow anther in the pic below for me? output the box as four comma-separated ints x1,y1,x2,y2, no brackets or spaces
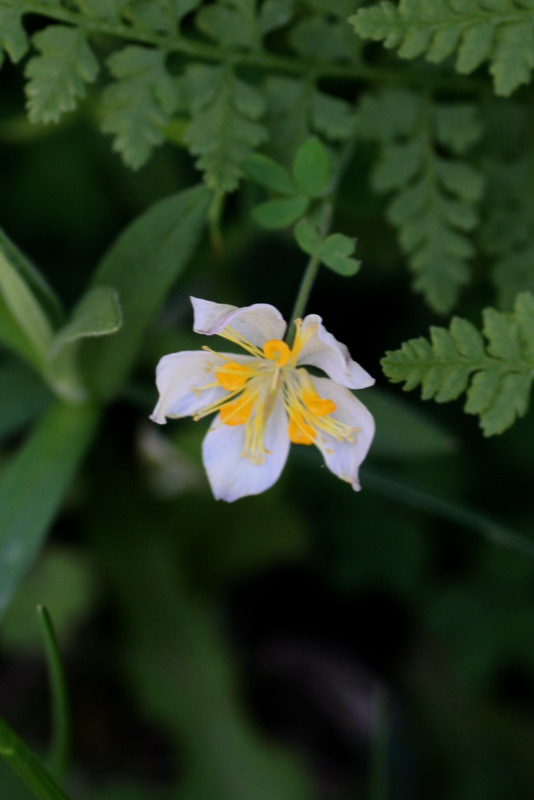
304,396,336,416
214,362,254,391
300,376,337,417
288,412,316,445
220,395,255,426
263,339,291,366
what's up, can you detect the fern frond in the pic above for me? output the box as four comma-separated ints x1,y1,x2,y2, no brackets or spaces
351,0,534,96
482,149,534,307
25,25,99,123
0,6,29,65
382,292,534,435
359,89,484,313
101,46,178,169
182,64,268,193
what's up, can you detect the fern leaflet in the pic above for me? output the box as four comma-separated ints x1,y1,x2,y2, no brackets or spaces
25,25,99,124
102,46,178,169
358,89,483,313
182,64,267,193
351,0,534,97
382,292,534,436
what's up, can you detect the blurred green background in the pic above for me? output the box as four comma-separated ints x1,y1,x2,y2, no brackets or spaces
1,30,534,800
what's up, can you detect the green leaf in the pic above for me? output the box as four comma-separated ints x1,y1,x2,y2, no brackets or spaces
73,0,129,20
183,64,267,193
259,0,294,34
46,286,122,402
0,227,62,327
25,26,99,124
382,292,534,436
311,90,356,140
83,184,210,399
319,232,360,276
293,136,330,197
0,361,52,442
289,15,359,61
242,153,296,194
49,286,121,357
359,90,483,312
0,401,99,618
294,218,321,254
195,0,260,48
483,147,534,307
0,7,29,64
0,238,54,370
0,716,72,800
252,195,308,229
351,0,534,96
102,46,178,169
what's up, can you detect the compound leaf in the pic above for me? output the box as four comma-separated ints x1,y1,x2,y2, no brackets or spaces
183,64,267,193
102,45,178,169
351,0,534,97
25,25,99,124
382,292,534,435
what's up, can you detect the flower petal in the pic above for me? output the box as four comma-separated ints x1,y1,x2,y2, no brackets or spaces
150,350,254,424
202,397,290,502
191,297,287,347
309,376,375,491
296,314,374,389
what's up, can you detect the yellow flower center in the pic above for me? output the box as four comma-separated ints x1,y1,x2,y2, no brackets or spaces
192,320,356,462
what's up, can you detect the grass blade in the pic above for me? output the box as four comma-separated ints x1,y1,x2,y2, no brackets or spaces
0,401,99,617
37,606,70,784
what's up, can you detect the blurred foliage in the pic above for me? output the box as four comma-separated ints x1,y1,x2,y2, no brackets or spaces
0,2,534,800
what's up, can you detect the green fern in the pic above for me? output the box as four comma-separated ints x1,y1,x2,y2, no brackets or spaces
358,89,484,313
482,151,534,307
382,292,534,435
25,25,99,123
102,46,178,169
195,0,261,49
0,6,28,66
265,76,355,163
181,64,267,193
351,0,534,97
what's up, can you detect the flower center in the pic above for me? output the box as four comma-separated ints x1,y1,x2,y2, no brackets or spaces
193,322,354,462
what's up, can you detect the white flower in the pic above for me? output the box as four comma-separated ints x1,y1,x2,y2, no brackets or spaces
150,297,375,502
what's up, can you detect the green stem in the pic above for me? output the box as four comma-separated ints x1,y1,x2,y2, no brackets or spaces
287,134,357,337
37,606,71,785
364,467,534,561
367,687,390,800
25,3,485,92
0,717,71,800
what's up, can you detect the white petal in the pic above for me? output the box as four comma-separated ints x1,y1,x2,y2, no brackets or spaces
202,397,290,502
191,297,287,347
310,376,375,491
150,351,254,424
297,314,374,389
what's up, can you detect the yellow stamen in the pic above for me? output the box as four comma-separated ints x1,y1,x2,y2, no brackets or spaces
300,381,337,416
215,361,254,391
288,318,317,366
220,394,256,426
217,326,265,358
288,412,316,445
264,339,291,366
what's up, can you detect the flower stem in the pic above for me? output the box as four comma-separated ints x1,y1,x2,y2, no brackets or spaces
287,134,357,340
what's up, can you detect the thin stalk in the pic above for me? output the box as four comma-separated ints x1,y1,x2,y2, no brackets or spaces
367,687,390,800
0,717,71,800
37,606,70,784
287,134,357,337
364,467,534,561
